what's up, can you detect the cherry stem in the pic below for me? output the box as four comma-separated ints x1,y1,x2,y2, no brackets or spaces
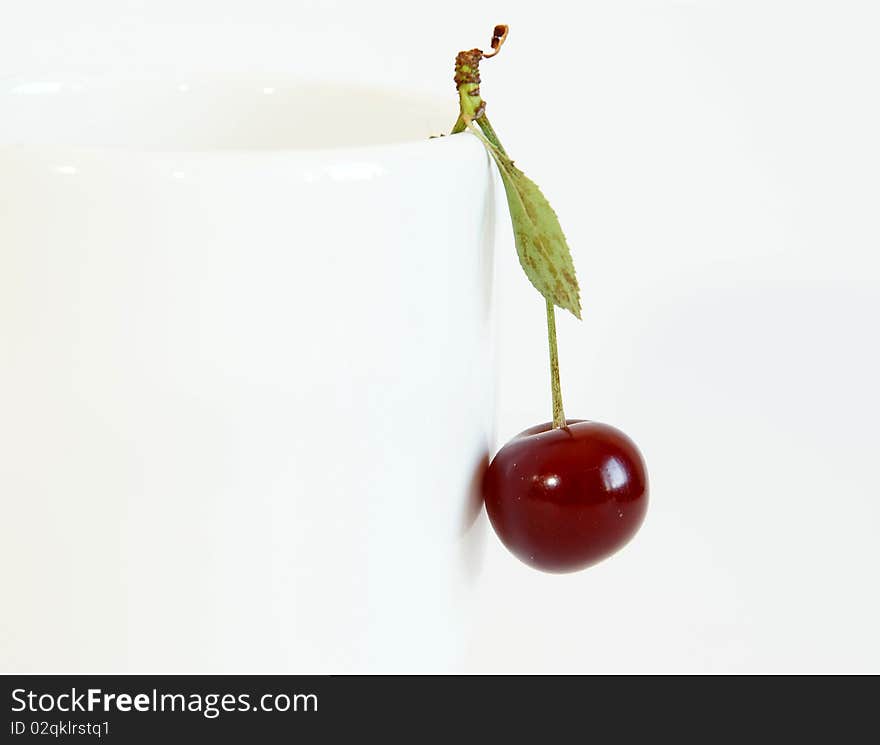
452,25,567,429
545,299,566,428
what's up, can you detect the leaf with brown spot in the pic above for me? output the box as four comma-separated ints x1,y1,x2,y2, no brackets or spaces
486,146,581,318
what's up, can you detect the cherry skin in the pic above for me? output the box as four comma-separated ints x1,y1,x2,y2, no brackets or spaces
483,420,648,573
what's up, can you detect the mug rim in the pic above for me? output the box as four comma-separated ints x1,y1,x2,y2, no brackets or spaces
0,74,458,156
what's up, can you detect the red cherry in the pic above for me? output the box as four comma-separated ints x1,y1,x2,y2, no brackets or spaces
483,419,648,573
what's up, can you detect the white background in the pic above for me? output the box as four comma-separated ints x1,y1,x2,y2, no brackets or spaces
3,0,878,673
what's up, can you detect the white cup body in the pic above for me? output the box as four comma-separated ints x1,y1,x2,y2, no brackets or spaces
0,80,494,672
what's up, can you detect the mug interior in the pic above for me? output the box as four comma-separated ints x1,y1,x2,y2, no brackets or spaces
0,78,451,151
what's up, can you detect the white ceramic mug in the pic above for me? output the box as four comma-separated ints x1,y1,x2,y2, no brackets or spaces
0,78,494,673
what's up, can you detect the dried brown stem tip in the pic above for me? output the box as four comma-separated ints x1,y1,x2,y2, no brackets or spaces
484,24,509,58
452,25,509,125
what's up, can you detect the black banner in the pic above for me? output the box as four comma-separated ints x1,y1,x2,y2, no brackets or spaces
2,675,874,742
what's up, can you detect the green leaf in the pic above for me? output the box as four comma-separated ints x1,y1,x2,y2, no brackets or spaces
487,146,582,319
